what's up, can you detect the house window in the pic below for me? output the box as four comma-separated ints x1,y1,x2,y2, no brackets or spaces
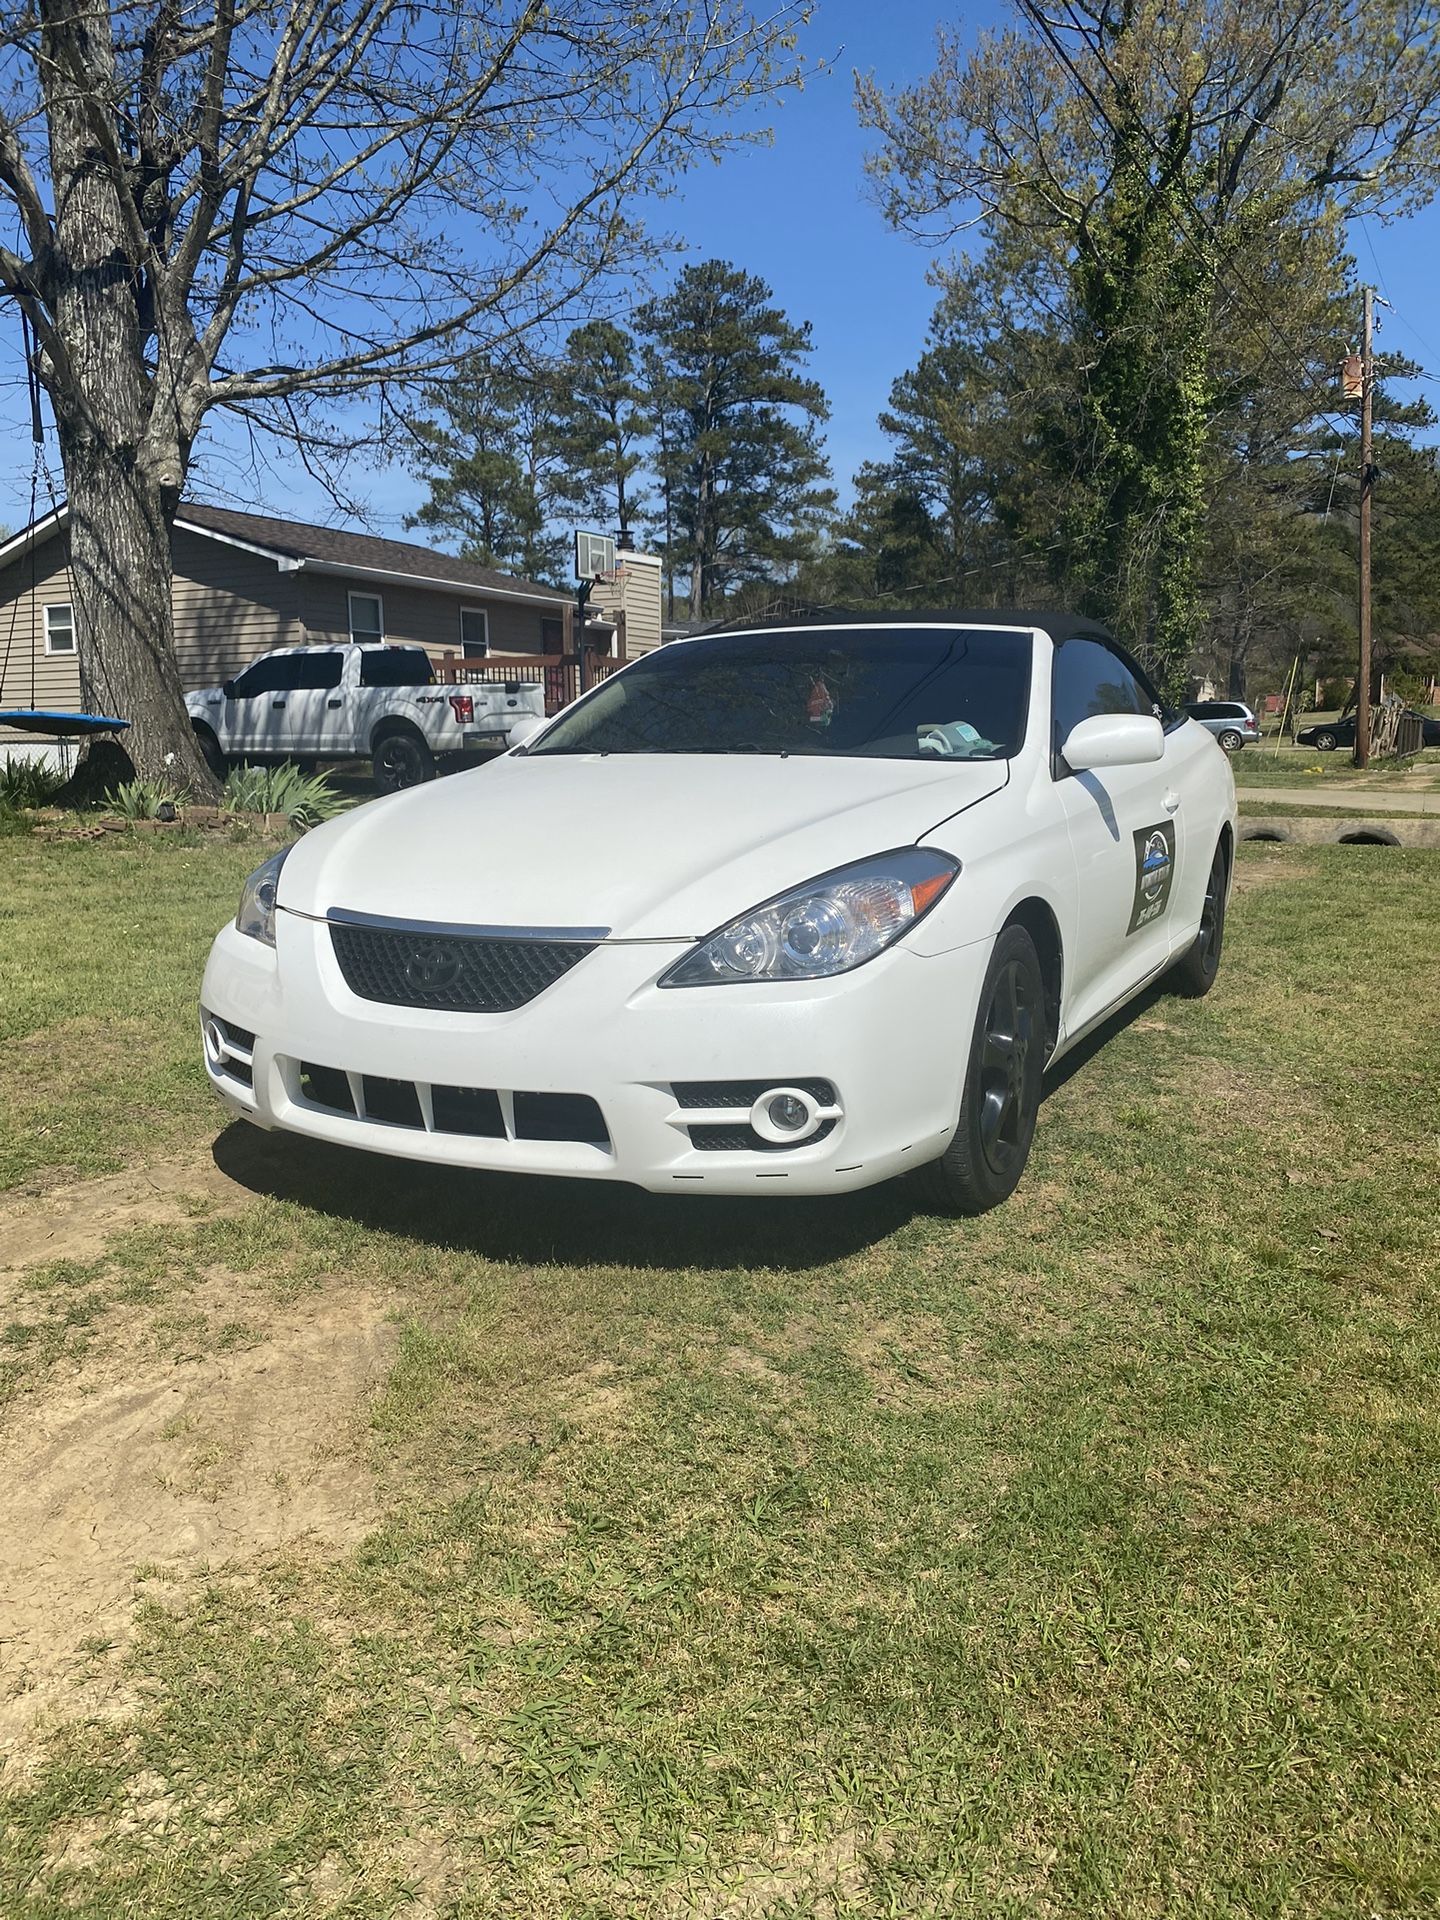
459,607,489,658
44,603,75,654
348,591,384,642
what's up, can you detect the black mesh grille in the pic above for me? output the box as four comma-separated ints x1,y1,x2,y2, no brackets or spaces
672,1079,836,1111
330,921,595,1013
690,1119,837,1154
218,1017,256,1051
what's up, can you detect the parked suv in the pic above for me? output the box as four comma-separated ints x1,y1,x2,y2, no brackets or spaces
1183,701,1261,751
187,643,547,792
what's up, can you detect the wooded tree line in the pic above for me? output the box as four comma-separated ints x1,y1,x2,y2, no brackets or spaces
415,0,1440,702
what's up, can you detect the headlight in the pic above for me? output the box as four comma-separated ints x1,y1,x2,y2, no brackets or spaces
659,847,959,987
236,849,289,947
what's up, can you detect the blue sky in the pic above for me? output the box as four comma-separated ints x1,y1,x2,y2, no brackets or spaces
2,0,1439,540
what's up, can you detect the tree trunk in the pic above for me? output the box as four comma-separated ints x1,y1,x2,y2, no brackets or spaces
40,0,218,799
62,447,214,792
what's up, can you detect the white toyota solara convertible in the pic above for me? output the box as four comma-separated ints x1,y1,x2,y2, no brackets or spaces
200,614,1236,1214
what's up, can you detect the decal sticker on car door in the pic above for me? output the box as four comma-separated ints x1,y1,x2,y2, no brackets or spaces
1128,821,1176,934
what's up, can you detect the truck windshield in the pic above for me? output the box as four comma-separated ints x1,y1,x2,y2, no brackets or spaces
528,627,1031,760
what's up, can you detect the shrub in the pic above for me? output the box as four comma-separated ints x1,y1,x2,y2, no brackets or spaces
222,762,345,829
0,756,65,809
105,777,184,820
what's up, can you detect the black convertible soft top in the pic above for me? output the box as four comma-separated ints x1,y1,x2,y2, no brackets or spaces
708,609,1116,645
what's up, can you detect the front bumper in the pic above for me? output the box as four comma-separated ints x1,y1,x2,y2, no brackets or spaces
199,910,990,1196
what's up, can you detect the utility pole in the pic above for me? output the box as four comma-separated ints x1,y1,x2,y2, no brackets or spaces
1355,285,1374,768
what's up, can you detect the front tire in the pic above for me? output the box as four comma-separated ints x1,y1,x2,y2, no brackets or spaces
192,723,228,780
1169,838,1229,998
1313,730,1337,752
372,729,435,794
1217,728,1244,753
917,924,1046,1216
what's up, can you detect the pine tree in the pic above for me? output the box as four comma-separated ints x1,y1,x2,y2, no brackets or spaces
636,261,835,617
552,322,651,540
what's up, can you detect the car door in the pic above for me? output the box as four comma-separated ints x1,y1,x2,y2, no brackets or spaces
281,649,347,754
1051,636,1189,1034
220,653,295,756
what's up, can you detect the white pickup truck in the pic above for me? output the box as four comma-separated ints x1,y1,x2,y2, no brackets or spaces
186,642,547,793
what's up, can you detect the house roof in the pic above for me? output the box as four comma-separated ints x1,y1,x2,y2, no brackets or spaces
0,500,573,610
175,502,568,606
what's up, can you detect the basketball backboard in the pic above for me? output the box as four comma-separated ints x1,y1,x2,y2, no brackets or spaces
575,530,616,581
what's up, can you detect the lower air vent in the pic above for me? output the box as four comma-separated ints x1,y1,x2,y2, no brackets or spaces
299,1062,355,1116
513,1092,610,1146
689,1119,837,1154
431,1085,505,1138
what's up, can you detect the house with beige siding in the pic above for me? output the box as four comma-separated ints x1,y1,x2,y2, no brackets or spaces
0,503,665,752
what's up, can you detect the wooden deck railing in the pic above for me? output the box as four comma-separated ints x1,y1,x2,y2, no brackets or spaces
433,651,624,714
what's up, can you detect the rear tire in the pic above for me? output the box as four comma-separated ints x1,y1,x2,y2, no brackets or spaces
192,724,227,780
917,924,1046,1216
1217,728,1244,752
372,729,435,794
1169,838,1228,998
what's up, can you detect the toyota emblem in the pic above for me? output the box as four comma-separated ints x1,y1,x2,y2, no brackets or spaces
404,942,461,992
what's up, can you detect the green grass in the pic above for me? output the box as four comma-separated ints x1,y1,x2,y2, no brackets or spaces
2,840,1440,1914
0,832,267,1187
1231,746,1440,788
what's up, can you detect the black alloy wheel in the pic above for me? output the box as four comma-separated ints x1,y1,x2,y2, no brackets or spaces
1170,838,1228,998
373,731,435,793
918,923,1046,1216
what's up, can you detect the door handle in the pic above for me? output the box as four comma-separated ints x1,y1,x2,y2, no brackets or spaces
327,697,343,708
271,699,286,709
1163,789,1181,813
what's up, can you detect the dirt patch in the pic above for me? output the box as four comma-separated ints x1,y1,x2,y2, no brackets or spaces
0,1288,397,1760
848,1314,984,1411
0,1149,254,1290
1231,848,1316,894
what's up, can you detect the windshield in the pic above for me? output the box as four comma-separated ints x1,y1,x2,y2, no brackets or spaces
529,626,1032,760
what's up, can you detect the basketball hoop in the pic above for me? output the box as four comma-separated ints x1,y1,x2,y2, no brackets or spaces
574,529,616,582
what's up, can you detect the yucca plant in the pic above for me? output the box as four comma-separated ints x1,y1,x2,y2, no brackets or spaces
104,777,184,820
0,756,65,808
222,762,346,829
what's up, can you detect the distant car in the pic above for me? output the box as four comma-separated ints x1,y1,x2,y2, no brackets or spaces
201,612,1236,1216
186,642,547,793
1183,701,1262,751
1296,710,1440,751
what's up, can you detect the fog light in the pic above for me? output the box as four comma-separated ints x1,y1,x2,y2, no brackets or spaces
768,1093,808,1132
749,1085,825,1145
203,1016,225,1067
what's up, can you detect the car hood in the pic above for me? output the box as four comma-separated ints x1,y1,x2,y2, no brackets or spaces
278,751,1008,940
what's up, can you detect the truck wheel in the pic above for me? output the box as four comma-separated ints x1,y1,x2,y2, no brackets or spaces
917,924,1045,1216
373,729,435,793
192,723,228,780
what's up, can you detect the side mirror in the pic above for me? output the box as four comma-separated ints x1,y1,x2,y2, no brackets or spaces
221,679,236,699
1061,713,1164,771
507,714,547,750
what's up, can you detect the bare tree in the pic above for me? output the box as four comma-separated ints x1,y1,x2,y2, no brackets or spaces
0,0,810,787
